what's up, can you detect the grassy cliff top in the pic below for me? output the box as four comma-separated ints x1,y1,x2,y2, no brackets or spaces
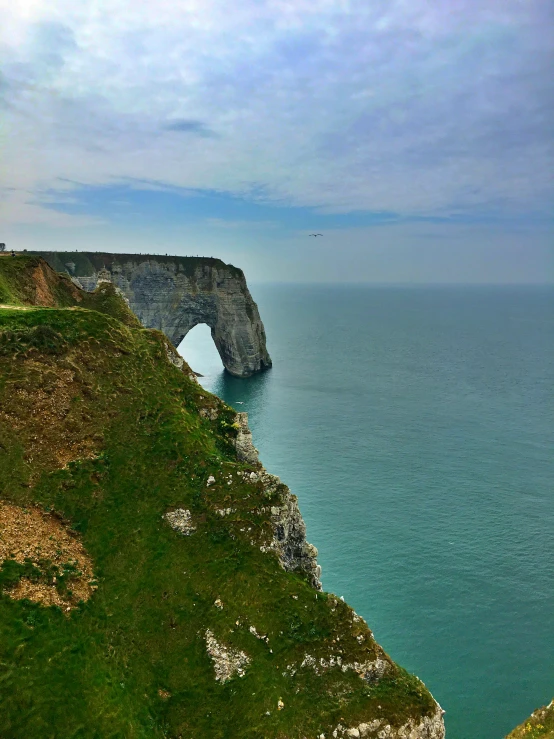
0,253,141,327
0,255,439,738
26,250,245,279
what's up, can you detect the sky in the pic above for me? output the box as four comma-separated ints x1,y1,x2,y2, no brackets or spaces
0,0,552,283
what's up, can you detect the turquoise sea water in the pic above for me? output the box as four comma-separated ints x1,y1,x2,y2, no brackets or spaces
179,285,553,739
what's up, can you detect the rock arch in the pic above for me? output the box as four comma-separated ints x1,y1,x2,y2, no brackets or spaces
34,252,272,377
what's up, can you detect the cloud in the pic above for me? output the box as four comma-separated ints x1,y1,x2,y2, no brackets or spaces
163,119,216,136
0,189,106,227
0,0,552,226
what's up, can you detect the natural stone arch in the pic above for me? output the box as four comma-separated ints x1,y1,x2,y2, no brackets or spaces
33,252,272,377
176,321,224,372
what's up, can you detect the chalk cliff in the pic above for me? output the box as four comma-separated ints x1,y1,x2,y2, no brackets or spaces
31,252,272,378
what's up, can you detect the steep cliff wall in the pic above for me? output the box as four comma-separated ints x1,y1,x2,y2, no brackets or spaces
31,252,272,378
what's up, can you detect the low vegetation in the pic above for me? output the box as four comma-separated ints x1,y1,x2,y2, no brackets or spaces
507,701,554,739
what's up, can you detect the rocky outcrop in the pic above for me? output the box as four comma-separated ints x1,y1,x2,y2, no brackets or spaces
32,252,272,377
234,411,260,464
236,411,322,590
204,629,251,683
332,703,445,738
266,478,322,590
163,508,196,536
163,339,199,382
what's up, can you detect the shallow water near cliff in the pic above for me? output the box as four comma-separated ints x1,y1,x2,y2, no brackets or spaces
179,284,553,739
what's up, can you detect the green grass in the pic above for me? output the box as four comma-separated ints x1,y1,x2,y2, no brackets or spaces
0,257,439,738
0,254,141,328
0,255,31,304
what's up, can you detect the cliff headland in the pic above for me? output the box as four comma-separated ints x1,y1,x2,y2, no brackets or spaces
0,254,445,738
29,251,272,378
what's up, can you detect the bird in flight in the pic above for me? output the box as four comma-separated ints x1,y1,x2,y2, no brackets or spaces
309,233,323,237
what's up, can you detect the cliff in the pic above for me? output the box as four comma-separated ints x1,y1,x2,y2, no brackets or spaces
0,254,445,738
29,251,272,378
506,699,554,738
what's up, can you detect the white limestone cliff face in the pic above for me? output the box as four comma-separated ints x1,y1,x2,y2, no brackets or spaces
37,253,272,377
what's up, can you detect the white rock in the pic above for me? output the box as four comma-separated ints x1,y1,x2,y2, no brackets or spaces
164,509,195,536
205,629,250,683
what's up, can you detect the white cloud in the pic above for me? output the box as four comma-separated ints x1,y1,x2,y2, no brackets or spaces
0,0,552,225
0,189,106,226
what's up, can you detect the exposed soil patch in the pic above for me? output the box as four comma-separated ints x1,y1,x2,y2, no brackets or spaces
0,502,95,610
0,361,100,472
25,262,82,308
31,265,56,307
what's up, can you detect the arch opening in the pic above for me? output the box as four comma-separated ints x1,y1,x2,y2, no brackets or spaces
177,323,224,380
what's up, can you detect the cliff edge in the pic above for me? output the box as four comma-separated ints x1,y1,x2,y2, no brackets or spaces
0,254,444,738
506,699,554,738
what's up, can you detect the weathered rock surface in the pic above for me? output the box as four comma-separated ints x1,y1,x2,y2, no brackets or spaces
32,252,272,377
266,478,323,590
234,411,260,464
237,411,323,590
204,629,251,683
163,508,196,536
332,703,445,738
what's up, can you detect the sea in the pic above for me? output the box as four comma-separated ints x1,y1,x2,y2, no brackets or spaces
178,284,553,739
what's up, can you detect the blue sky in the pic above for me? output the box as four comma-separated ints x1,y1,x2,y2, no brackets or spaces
0,0,552,282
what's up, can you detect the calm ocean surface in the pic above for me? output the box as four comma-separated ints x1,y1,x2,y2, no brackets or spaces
178,284,553,739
